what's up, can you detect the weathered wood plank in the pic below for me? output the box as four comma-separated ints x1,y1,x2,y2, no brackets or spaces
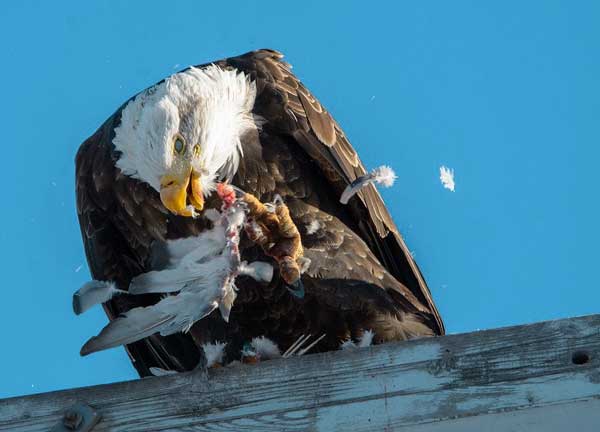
1,314,599,431
397,399,600,432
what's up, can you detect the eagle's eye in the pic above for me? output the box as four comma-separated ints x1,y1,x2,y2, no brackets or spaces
193,144,201,157
174,135,186,154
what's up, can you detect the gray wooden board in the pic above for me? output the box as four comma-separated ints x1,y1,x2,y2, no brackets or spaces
1,314,599,431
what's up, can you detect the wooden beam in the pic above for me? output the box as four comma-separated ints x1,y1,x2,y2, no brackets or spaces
1,314,599,431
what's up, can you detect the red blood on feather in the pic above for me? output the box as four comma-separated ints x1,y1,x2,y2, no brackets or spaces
217,182,236,208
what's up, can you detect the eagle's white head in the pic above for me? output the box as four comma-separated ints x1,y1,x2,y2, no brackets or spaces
112,65,258,216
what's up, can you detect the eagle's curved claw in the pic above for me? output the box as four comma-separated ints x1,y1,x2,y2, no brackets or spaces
272,194,284,206
286,278,305,298
242,193,305,287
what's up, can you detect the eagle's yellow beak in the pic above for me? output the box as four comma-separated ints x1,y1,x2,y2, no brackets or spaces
160,171,204,217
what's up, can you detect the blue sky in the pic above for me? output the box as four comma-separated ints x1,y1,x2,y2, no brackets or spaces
1,1,597,399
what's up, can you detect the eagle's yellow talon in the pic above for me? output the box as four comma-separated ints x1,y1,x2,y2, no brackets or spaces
242,193,305,286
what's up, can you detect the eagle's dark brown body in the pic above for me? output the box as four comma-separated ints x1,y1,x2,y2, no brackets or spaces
76,49,444,375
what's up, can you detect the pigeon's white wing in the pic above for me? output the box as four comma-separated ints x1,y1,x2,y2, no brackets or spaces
80,302,177,356
81,284,228,356
129,255,231,295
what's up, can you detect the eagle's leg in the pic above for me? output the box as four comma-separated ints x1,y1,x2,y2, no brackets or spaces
242,193,304,285
270,202,304,283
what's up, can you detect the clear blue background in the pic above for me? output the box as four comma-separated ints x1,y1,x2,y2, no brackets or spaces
1,1,597,399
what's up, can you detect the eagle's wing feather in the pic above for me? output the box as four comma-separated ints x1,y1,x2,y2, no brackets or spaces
75,116,204,375
215,49,444,334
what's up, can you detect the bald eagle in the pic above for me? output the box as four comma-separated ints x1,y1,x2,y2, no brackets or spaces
76,49,444,375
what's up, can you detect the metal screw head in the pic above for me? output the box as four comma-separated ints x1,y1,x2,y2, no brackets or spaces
63,409,83,430
52,404,100,432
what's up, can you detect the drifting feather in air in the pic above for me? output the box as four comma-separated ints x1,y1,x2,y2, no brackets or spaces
439,165,455,192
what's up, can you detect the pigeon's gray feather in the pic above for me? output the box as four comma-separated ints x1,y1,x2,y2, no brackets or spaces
129,256,230,295
73,281,125,315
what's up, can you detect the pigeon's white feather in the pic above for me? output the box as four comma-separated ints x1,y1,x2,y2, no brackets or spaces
439,165,455,192
226,203,246,227
203,208,221,222
306,220,321,235
72,281,126,315
358,330,374,348
297,257,312,274
340,165,397,204
238,261,273,283
162,225,227,267
340,339,357,350
129,255,231,295
218,278,237,322
250,336,281,360
202,342,226,367
371,165,397,187
340,178,367,205
81,306,176,355
340,330,375,350
80,291,220,356
241,345,256,358
128,268,192,294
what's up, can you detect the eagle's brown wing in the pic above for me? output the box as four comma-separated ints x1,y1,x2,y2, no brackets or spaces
75,111,204,375
214,49,444,334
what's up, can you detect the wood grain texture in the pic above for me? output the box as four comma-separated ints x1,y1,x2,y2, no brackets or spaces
1,314,599,431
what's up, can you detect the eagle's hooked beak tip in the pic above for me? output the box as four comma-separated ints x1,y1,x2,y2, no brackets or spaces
189,171,204,212
159,171,204,216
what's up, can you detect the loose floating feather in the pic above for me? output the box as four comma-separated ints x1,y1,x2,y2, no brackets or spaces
72,281,126,315
340,165,397,204
439,165,455,192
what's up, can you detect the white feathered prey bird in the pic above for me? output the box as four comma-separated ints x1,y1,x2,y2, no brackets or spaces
79,195,276,356
75,49,444,375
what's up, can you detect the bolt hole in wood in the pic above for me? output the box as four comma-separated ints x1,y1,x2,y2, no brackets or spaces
571,350,590,365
